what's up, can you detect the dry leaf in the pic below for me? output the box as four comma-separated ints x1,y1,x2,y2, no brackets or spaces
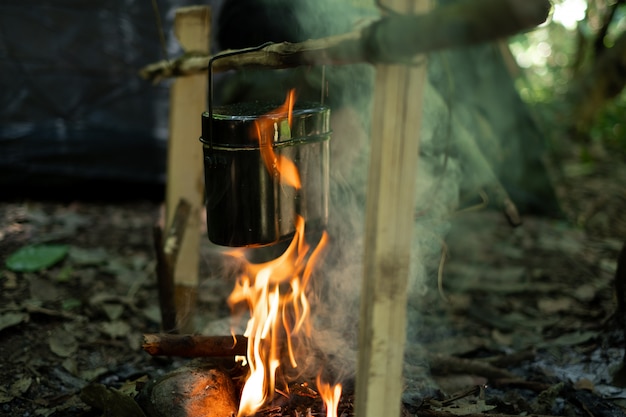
49,328,78,358
0,376,33,403
0,311,28,332
101,320,131,339
538,296,573,314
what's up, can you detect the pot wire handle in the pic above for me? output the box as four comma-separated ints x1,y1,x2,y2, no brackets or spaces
207,42,275,149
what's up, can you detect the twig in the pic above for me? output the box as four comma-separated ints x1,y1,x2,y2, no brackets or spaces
437,240,449,302
438,385,481,406
23,303,86,322
485,348,536,368
491,378,551,393
428,353,518,380
139,0,551,82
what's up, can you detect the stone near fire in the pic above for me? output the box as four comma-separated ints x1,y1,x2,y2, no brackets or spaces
136,360,238,417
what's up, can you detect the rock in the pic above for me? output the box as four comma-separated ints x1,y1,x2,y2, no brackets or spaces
136,360,238,417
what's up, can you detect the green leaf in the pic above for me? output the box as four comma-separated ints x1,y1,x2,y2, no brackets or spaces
5,244,69,272
62,298,82,311
55,264,74,282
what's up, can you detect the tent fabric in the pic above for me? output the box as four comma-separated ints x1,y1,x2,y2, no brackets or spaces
0,0,211,199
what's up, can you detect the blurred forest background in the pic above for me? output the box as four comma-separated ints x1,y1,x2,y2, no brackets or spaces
511,0,625,168
505,0,626,237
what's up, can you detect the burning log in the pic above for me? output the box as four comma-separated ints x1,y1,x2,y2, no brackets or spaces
140,0,551,82
142,333,248,357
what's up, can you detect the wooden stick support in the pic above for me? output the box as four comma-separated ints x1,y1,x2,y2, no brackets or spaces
154,199,191,333
355,0,431,416
165,5,211,333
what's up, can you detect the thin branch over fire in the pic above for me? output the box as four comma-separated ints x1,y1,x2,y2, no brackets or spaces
140,0,551,82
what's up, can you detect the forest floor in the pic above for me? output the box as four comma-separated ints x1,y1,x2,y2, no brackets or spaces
1,151,626,417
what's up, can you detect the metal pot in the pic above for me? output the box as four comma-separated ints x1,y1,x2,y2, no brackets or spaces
200,101,330,247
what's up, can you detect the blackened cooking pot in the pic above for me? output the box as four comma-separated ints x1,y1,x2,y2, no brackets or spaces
200,101,330,247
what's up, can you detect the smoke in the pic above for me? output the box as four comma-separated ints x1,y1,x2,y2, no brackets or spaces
203,0,552,401
205,0,460,390
308,67,466,388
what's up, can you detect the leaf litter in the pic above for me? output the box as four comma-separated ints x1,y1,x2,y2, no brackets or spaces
0,191,624,417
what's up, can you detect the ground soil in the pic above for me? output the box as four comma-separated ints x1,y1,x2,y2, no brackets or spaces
1,152,625,417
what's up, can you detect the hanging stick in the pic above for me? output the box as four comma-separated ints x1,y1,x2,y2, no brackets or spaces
140,0,551,82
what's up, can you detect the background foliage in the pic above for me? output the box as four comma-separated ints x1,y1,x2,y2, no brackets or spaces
509,0,626,158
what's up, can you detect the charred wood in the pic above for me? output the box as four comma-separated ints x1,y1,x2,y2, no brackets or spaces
142,333,248,357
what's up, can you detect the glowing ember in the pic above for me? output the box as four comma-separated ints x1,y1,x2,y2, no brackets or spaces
226,90,340,417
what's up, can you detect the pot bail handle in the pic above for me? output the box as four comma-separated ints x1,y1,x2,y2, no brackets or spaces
206,42,275,150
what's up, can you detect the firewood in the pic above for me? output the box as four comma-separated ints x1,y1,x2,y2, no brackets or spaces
142,334,247,357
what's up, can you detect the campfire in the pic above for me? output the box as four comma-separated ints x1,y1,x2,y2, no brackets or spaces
225,214,338,417
138,2,555,417
145,89,343,417
225,89,339,417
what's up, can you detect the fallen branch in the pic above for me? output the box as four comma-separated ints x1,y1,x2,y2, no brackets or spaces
491,378,551,393
142,334,248,357
428,353,518,380
140,0,550,82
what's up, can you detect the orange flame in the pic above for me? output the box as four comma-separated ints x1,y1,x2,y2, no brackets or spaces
252,88,301,189
227,218,329,416
317,376,342,417
226,89,339,417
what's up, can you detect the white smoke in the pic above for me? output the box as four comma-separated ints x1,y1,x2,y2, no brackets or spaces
201,0,532,401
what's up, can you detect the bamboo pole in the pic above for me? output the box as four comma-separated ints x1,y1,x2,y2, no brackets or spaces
355,0,431,416
165,5,210,333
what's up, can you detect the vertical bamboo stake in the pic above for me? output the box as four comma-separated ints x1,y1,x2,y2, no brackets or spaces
355,0,431,416
166,5,210,333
